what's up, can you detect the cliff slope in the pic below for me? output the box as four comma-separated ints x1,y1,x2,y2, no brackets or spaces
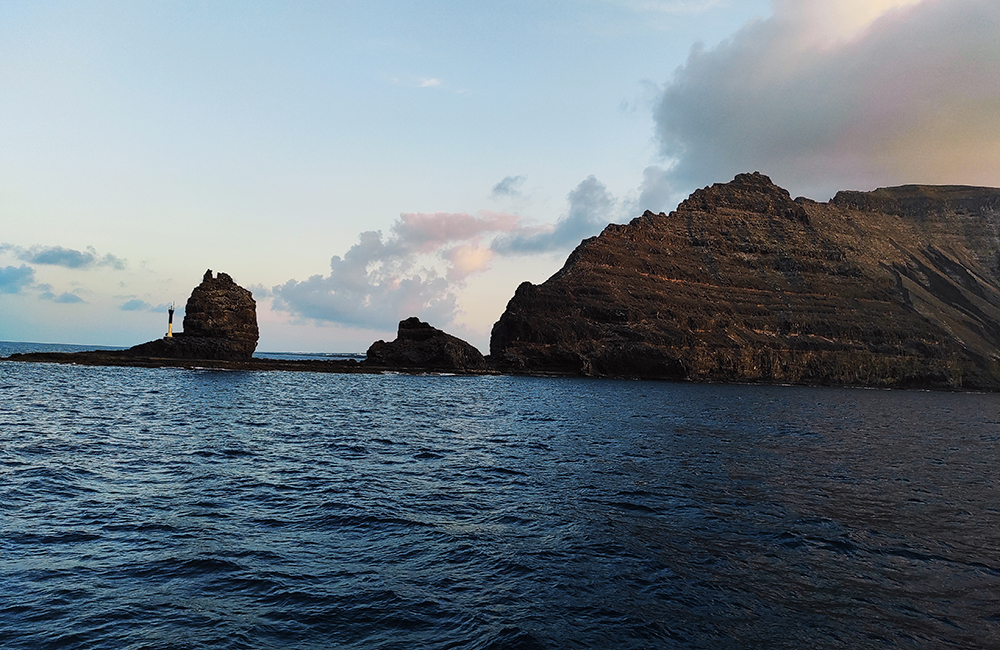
490,173,1000,389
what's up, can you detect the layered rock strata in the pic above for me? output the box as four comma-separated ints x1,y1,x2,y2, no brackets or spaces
490,172,1000,389
367,317,488,371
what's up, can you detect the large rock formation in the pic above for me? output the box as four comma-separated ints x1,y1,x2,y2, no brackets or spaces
490,172,1000,389
366,317,487,371
127,270,259,360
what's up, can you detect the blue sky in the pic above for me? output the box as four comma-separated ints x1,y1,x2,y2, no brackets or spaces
3,0,998,352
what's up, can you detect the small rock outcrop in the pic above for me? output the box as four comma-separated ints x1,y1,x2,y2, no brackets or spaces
490,172,1000,389
127,270,259,361
366,317,487,371
182,270,259,343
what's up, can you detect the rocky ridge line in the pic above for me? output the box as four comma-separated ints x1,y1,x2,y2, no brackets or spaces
489,172,1000,389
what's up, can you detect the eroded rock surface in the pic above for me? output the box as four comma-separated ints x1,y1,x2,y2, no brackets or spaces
182,270,259,343
366,317,487,371
490,172,1000,389
127,270,259,360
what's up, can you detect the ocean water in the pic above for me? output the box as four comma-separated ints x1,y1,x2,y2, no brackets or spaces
2,342,1000,649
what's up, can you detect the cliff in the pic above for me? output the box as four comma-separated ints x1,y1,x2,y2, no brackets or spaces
490,173,1000,389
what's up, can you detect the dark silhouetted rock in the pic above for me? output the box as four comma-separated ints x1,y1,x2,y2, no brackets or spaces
366,317,487,371
490,172,1000,389
183,270,259,343
127,269,259,361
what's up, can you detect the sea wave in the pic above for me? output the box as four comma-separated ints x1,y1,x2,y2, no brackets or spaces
2,351,999,648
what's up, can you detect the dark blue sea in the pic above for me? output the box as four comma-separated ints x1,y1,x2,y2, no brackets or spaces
2,341,1000,649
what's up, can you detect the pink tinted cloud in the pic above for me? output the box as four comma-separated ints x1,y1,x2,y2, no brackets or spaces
443,244,496,281
272,210,525,330
392,211,522,253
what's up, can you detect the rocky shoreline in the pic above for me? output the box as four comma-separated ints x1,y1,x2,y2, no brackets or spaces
0,350,482,375
5,348,995,392
1,316,501,376
6,173,1000,391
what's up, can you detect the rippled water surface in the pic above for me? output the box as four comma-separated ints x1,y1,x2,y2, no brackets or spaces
3,342,1000,649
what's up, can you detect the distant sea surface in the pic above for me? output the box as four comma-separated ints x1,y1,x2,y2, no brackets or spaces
3,341,1000,649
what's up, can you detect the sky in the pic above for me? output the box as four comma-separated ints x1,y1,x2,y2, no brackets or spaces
2,0,998,353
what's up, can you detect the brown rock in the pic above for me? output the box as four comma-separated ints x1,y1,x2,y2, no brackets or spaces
490,172,1000,389
366,317,487,371
183,270,259,346
127,269,259,361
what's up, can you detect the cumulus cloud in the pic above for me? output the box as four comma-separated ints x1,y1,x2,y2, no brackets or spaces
26,247,94,268
0,244,127,270
491,175,527,199
654,0,1000,198
121,298,153,311
391,211,520,253
0,265,35,294
247,284,273,299
494,176,618,253
443,244,495,281
272,175,637,331
637,166,675,213
272,211,522,329
40,291,85,304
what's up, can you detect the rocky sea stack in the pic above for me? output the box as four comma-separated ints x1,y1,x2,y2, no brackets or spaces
367,317,488,372
128,270,259,361
490,172,1000,389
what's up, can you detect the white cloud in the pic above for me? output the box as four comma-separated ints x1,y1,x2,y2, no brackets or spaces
494,176,620,254
0,244,127,270
491,175,527,199
120,298,158,311
271,211,522,330
271,173,641,331
444,244,495,281
636,165,675,213
773,0,924,45
0,265,35,294
654,0,1000,198
41,291,85,304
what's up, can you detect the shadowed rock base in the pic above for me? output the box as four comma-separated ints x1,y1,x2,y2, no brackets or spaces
366,317,488,371
126,335,256,361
